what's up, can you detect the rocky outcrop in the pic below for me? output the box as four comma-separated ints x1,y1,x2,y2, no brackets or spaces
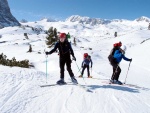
0,0,20,28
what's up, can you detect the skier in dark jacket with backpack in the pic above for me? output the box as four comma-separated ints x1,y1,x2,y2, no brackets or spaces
79,55,93,78
45,33,78,85
110,45,132,85
108,42,124,63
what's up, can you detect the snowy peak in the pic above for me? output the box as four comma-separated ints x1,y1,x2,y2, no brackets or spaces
40,17,57,22
136,16,150,22
66,15,131,25
66,15,111,25
66,15,150,26
0,0,20,28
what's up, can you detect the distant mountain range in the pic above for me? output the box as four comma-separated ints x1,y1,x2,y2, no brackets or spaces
65,15,150,26
20,15,150,26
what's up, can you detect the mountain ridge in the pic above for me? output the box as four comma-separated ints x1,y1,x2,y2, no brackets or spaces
65,15,150,25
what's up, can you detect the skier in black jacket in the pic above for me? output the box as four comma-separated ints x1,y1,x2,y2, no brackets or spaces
45,33,78,84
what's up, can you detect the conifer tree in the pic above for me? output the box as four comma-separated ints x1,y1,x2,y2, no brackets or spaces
46,27,58,47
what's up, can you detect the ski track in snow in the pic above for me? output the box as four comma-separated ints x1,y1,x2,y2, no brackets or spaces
0,81,25,110
1,68,149,113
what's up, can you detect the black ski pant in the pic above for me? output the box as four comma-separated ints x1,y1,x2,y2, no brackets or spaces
59,57,74,79
81,64,90,77
111,60,121,81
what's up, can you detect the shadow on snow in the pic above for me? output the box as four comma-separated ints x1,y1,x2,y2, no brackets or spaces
85,84,140,93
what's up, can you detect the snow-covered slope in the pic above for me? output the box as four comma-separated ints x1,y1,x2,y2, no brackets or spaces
0,17,150,113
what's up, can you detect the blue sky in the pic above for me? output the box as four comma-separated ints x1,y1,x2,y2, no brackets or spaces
8,0,150,21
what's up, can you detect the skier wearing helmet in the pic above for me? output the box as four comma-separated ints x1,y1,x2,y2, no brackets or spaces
79,55,93,78
45,33,78,85
110,44,132,85
108,41,124,63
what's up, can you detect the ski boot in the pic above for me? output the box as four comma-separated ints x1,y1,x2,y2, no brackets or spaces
88,75,92,78
116,80,123,85
79,75,83,78
113,80,123,85
56,78,66,85
71,77,78,84
110,79,114,83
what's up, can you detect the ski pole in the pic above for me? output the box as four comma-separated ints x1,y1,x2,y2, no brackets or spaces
76,67,82,76
44,49,48,83
74,61,87,84
45,55,48,83
124,62,131,84
91,67,92,76
74,61,82,76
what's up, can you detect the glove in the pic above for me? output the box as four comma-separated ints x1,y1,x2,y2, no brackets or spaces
72,56,76,61
81,66,83,68
45,52,50,55
130,58,132,62
91,66,92,68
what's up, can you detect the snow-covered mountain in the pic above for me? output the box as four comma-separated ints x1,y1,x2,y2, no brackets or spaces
0,0,20,28
40,17,57,22
66,15,111,25
66,15,150,26
135,16,150,22
0,15,150,113
20,19,28,23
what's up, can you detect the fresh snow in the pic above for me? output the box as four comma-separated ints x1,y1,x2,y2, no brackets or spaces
0,18,150,113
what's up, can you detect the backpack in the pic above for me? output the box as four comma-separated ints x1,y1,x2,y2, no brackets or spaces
87,55,91,59
108,44,119,63
83,53,88,59
66,34,71,39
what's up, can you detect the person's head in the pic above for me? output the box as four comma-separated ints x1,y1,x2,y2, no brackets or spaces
117,41,122,47
113,43,118,47
59,33,66,43
87,55,91,60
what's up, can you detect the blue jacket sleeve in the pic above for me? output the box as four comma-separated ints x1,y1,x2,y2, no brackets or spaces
122,55,130,61
49,42,58,54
